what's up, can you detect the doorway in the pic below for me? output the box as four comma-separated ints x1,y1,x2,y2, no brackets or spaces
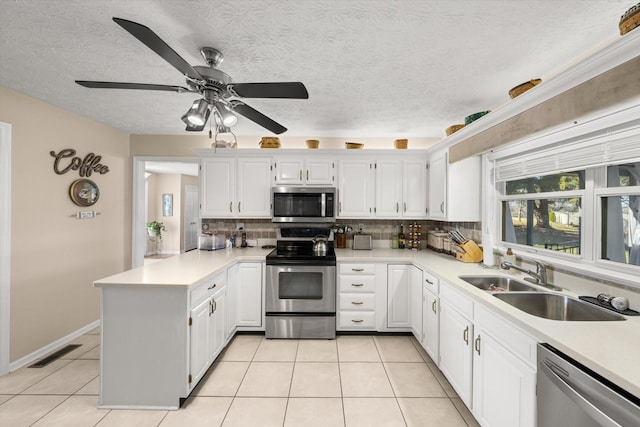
132,157,199,268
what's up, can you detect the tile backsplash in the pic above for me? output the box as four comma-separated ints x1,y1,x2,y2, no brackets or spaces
201,218,481,246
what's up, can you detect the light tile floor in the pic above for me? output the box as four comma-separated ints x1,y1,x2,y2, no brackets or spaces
0,329,481,427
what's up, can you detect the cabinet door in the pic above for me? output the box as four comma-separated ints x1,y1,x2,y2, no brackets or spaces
210,286,226,358
439,300,473,406
236,263,263,328
226,264,238,340
472,330,536,427
274,158,303,184
387,265,410,328
410,266,423,339
403,160,428,218
237,158,272,217
200,158,235,217
306,158,335,185
427,150,446,219
338,159,373,218
189,298,211,387
375,160,402,217
422,287,439,364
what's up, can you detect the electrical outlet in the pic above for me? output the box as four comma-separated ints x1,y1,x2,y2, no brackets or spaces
236,222,244,231
358,223,364,232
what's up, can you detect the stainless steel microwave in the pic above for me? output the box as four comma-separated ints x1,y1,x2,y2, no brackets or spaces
271,186,336,223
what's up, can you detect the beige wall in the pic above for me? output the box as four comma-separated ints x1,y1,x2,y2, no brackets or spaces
0,86,131,362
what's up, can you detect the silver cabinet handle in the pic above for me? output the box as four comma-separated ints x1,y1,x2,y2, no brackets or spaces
463,326,469,345
396,202,399,213
351,301,364,305
404,202,406,213
209,301,213,315
339,201,342,213
306,170,309,181
351,319,364,323
212,299,217,313
425,279,433,284
299,170,302,180
238,202,241,213
208,284,217,290
351,283,364,287
351,268,364,272
432,300,437,314
229,201,233,212
440,202,444,213
475,335,481,355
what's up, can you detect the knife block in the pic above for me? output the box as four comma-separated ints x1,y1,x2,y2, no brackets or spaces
455,240,483,263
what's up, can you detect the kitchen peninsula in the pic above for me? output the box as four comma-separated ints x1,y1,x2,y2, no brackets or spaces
94,247,640,413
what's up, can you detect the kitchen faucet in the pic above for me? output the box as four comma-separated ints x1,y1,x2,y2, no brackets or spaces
500,257,562,291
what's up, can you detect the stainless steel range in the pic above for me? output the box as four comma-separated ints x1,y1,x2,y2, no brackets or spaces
265,226,336,339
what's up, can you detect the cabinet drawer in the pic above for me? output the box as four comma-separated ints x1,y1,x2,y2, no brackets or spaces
338,311,376,329
423,270,440,293
339,293,376,311
191,272,226,308
339,275,376,292
339,263,376,275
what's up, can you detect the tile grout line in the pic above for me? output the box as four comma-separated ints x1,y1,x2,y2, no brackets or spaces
373,336,410,427
281,338,300,427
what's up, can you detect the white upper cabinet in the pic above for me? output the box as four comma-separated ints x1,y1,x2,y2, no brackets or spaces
402,159,428,217
338,159,374,218
200,157,271,218
274,156,335,185
375,160,403,217
427,147,480,221
200,158,235,218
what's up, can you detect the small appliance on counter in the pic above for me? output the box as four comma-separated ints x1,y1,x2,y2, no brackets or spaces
353,233,373,250
199,233,225,251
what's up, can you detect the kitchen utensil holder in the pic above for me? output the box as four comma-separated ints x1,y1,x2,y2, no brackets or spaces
455,240,483,263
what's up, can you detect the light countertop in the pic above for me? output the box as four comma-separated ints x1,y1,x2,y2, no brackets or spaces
94,246,640,398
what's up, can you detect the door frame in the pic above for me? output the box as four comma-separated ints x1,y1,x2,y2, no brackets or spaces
0,122,12,375
184,185,199,251
132,156,199,268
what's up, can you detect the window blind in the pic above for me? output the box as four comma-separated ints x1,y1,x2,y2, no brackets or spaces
493,123,640,182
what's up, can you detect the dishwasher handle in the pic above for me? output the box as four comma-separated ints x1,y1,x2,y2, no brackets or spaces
540,359,621,427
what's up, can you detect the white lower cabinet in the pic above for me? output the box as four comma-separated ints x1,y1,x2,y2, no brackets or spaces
472,306,536,427
189,272,226,390
235,262,263,329
225,264,237,339
338,263,377,330
410,266,423,339
387,264,410,328
422,285,439,363
439,297,474,406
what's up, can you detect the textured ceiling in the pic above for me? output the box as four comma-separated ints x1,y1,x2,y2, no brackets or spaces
0,0,632,138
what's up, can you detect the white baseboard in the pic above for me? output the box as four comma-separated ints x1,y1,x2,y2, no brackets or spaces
7,319,100,373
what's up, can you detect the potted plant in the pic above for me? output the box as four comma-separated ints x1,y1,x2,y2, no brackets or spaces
146,221,165,239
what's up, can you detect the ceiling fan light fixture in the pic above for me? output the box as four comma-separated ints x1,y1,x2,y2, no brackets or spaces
186,98,210,126
216,103,238,127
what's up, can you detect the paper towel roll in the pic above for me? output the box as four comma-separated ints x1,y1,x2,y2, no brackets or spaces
482,233,495,267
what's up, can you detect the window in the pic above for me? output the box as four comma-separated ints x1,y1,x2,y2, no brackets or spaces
600,162,640,266
502,172,584,255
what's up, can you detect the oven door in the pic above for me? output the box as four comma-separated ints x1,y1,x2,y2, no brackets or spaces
266,265,336,313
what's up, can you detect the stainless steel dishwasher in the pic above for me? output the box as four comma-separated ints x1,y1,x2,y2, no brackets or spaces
537,343,640,427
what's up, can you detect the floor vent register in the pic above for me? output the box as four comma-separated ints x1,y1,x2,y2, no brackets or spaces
28,344,82,368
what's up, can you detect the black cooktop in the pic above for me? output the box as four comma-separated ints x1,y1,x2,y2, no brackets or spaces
266,240,336,265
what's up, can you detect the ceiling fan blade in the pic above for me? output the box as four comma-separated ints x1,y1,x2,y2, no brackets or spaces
113,17,202,80
228,82,309,99
230,101,287,134
75,81,190,92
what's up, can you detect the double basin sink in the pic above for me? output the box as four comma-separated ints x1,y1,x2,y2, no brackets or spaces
459,275,626,321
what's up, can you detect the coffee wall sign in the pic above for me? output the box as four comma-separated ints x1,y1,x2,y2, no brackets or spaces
50,148,110,177
51,149,109,208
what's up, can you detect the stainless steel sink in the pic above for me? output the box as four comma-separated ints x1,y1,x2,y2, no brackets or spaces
493,292,626,321
458,275,539,292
